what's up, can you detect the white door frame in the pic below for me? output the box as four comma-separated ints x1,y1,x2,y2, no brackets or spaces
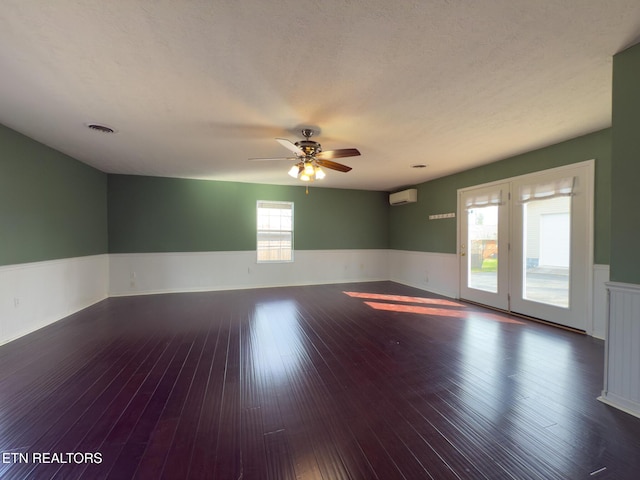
457,160,594,332
458,182,511,310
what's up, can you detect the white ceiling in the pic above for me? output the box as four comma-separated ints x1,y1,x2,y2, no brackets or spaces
1,1,639,191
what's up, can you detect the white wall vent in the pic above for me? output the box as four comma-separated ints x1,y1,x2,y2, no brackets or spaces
389,189,418,205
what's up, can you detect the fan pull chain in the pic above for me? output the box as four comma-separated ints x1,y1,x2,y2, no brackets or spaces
306,185,309,195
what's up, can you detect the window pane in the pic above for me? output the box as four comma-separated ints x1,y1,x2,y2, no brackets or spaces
467,206,498,293
522,197,570,308
257,201,293,263
257,239,292,262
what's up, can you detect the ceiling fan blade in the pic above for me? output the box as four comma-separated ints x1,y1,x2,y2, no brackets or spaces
249,156,298,161
316,159,352,173
276,138,304,156
316,148,360,160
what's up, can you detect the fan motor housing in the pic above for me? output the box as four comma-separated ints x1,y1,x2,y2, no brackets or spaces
295,140,322,156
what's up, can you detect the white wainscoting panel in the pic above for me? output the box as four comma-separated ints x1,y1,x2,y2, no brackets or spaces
592,265,610,339
0,251,607,347
0,254,109,346
599,282,640,418
389,250,458,298
109,250,389,296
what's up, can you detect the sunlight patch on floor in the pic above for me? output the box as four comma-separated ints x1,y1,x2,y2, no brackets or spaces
343,290,527,325
343,291,465,307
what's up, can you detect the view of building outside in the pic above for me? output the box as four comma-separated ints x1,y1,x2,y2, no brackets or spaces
522,196,571,308
468,197,570,308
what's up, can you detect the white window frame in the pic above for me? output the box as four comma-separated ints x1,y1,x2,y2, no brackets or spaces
256,201,294,263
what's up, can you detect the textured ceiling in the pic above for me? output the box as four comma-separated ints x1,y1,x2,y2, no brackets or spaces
1,1,639,191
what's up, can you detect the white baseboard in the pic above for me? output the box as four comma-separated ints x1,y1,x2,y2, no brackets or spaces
109,250,390,296
0,254,109,346
598,393,640,420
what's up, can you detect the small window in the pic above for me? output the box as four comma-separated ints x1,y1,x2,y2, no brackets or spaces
257,201,293,263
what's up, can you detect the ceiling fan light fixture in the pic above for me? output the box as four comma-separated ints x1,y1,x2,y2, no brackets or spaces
303,162,315,175
288,165,300,178
288,161,326,182
261,128,358,183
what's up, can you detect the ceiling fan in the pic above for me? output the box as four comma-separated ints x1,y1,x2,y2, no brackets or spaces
250,128,360,182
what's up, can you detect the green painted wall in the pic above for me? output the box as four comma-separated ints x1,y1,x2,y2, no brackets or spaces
390,129,611,264
610,43,640,283
0,118,614,268
108,174,389,253
0,124,108,266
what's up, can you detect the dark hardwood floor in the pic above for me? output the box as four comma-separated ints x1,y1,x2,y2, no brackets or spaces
1,281,640,479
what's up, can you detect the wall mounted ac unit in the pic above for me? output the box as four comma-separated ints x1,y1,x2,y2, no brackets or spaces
389,189,418,205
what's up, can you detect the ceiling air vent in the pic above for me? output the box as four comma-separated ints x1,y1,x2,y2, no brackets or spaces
86,123,116,134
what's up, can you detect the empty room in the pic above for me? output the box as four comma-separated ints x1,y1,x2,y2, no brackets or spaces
2,1,640,479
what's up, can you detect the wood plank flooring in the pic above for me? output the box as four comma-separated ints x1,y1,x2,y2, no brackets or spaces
1,281,640,479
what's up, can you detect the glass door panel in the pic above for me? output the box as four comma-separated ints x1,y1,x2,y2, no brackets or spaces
467,206,499,293
510,163,592,331
522,197,571,308
459,183,509,311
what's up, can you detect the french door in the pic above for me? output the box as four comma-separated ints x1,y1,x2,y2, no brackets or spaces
459,183,510,310
458,161,594,331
